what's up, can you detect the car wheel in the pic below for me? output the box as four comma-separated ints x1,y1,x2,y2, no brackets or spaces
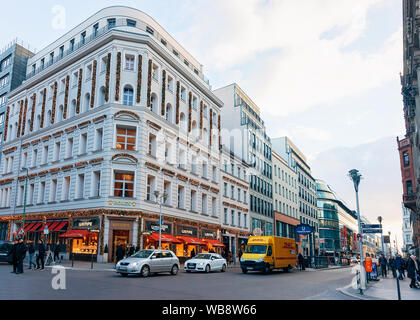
242,268,248,274
221,264,227,272
171,265,179,276
205,264,211,273
120,273,128,277
141,265,150,278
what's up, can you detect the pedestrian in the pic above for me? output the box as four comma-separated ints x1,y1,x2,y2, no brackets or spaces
7,239,18,274
395,254,404,280
379,254,388,278
53,242,61,263
15,237,27,274
128,244,135,257
115,243,125,266
36,239,46,270
238,248,243,259
27,241,36,270
389,256,397,278
191,248,196,259
228,251,233,265
298,253,305,271
407,254,420,289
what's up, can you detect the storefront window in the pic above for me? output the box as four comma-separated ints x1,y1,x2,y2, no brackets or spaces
72,234,98,255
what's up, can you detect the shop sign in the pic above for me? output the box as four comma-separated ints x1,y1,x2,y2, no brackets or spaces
296,224,313,235
108,200,136,207
177,226,197,237
73,218,100,229
146,221,172,234
110,222,132,230
202,229,217,239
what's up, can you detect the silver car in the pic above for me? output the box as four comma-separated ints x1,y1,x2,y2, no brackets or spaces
116,249,180,277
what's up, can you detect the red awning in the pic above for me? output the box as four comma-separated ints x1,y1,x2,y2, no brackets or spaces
202,239,225,248
59,229,93,238
52,221,68,232
148,233,182,244
48,222,60,231
24,223,35,232
28,222,42,232
177,236,207,246
37,222,54,232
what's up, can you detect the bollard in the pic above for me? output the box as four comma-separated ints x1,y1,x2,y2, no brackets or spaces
71,252,74,268
396,276,402,300
91,251,94,270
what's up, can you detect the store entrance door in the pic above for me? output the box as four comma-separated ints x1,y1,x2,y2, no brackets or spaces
112,230,129,262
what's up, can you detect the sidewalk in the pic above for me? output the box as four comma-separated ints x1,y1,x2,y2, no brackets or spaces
339,276,420,300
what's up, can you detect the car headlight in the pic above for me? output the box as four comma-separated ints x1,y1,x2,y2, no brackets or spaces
199,262,205,266
257,257,264,262
130,262,141,268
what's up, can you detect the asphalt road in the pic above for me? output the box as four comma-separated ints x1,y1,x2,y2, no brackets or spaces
0,263,355,300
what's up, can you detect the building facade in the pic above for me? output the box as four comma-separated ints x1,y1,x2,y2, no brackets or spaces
214,84,273,236
402,204,414,253
272,137,319,257
0,6,227,262
400,0,420,257
272,151,300,253
0,41,34,163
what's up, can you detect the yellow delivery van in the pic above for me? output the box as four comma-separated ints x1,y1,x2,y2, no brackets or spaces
240,236,296,274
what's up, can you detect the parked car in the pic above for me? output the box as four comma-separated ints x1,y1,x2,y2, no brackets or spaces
0,241,13,264
350,256,360,264
116,249,180,277
185,253,227,273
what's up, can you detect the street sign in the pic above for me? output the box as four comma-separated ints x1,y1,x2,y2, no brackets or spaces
296,224,313,235
362,229,382,234
357,234,362,241
18,228,25,236
43,225,49,235
362,224,381,229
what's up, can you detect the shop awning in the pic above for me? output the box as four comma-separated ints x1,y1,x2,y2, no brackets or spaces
24,222,35,232
48,222,60,232
59,229,92,238
202,239,225,248
148,233,182,244
27,222,42,232
177,236,207,246
36,222,54,232
52,221,68,232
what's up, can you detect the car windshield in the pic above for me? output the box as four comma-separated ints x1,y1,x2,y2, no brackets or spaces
130,250,154,259
193,254,211,260
245,245,267,254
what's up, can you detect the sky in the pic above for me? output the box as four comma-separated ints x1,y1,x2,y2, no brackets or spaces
0,0,406,251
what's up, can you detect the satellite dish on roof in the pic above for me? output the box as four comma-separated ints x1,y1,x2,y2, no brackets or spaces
253,228,263,236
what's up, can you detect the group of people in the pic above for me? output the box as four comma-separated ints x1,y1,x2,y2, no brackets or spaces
377,253,420,289
7,237,63,273
115,243,138,265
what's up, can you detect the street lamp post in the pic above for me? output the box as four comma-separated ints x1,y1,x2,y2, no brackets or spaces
154,190,168,250
378,216,384,255
348,169,366,293
21,167,29,235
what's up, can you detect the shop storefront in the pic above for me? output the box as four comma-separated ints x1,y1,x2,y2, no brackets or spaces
108,217,135,262
22,220,68,247
144,220,181,252
0,222,8,241
175,226,206,260
201,229,225,254
60,217,99,262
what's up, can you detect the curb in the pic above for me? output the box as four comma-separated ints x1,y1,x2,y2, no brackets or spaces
337,284,383,300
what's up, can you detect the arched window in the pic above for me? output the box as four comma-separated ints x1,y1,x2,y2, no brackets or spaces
123,86,134,106
192,121,197,138
84,93,90,112
150,93,158,113
180,113,186,131
166,103,172,123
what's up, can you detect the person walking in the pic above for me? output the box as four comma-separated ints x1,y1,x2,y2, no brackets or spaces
389,256,397,278
15,237,27,274
7,239,19,274
115,243,125,266
191,248,196,259
407,254,420,289
298,253,305,271
379,254,388,278
128,244,135,257
27,241,36,270
36,239,46,270
53,242,61,263
395,254,404,280
228,251,233,265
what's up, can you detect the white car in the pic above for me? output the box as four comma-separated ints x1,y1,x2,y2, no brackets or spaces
184,253,227,273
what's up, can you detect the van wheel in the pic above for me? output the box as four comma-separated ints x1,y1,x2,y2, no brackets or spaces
171,265,179,276
141,265,150,278
242,268,248,274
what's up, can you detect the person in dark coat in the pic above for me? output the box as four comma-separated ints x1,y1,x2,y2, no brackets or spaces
36,239,46,270
128,244,135,257
115,243,125,265
53,243,61,263
191,248,196,259
15,237,27,274
407,255,419,289
27,241,36,270
389,256,397,278
395,255,404,280
7,239,19,273
379,254,388,278
298,253,305,271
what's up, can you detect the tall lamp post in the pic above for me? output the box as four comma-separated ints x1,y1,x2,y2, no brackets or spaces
348,169,366,293
21,167,29,236
154,190,168,250
378,216,384,255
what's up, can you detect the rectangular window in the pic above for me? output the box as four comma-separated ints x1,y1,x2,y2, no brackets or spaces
62,177,70,201
28,184,35,205
202,162,208,178
38,181,46,204
32,149,38,167
164,181,171,206
76,174,85,199
212,166,217,182
95,128,103,151
146,175,156,201
125,55,135,71
108,18,116,29
116,127,136,150
202,194,208,214
146,26,154,35
224,208,228,224
54,142,61,162
224,183,228,197
179,150,186,170
114,172,134,198
66,138,73,158
212,197,217,216
79,133,87,154
43,146,49,164
148,134,157,157
231,210,235,226
191,190,197,212
178,185,185,209
50,179,57,202
92,171,101,197
127,19,136,27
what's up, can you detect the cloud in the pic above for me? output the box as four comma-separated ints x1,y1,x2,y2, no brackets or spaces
180,0,401,117
273,125,332,142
